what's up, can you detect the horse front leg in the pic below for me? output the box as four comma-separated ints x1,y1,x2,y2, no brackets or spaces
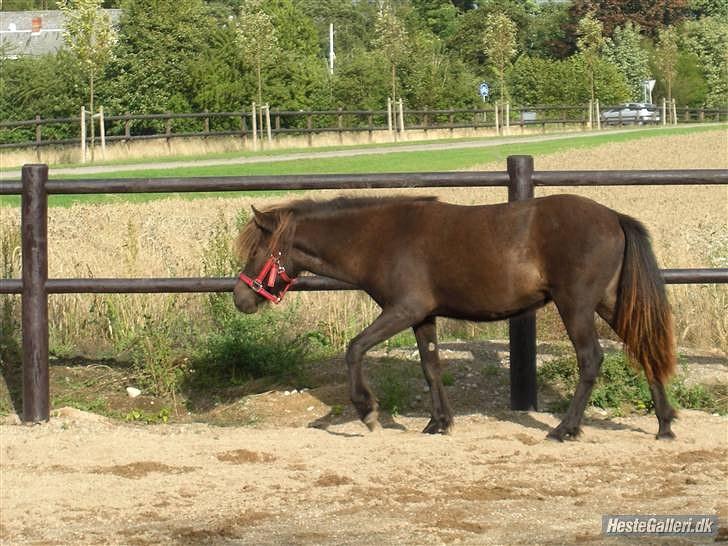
346,306,423,431
413,317,454,434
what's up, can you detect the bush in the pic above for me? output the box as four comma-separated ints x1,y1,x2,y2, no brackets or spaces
539,352,726,415
188,304,311,389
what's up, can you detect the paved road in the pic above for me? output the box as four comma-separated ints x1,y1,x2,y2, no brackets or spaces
0,125,713,180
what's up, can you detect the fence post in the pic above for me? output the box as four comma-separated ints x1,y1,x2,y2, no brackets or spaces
21,164,50,422
507,155,537,411
124,112,131,141
265,104,272,144
99,106,106,160
165,113,172,150
337,107,344,144
34,115,41,162
306,114,313,147
252,103,258,151
80,106,86,163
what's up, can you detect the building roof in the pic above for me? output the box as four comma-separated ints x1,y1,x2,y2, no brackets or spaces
0,9,120,58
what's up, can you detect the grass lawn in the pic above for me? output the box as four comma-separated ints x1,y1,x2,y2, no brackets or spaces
1,124,723,208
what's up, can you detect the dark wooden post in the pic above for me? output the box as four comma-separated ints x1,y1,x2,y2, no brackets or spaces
337,107,343,143
165,113,172,150
21,164,49,422
507,155,538,411
307,114,313,147
124,113,131,141
34,115,42,162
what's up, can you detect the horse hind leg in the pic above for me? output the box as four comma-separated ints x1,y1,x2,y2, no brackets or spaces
596,285,677,440
548,301,604,441
413,317,454,434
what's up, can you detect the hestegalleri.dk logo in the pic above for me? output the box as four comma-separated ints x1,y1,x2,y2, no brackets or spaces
602,515,718,536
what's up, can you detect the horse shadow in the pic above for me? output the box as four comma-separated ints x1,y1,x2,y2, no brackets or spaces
303,340,655,438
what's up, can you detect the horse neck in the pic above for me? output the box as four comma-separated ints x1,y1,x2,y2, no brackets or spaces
291,210,374,284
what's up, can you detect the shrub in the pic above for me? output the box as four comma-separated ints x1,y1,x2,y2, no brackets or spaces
538,352,726,415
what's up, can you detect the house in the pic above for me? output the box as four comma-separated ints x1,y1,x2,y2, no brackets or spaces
0,9,120,59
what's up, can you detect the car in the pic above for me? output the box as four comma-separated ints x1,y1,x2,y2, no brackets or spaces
600,103,660,125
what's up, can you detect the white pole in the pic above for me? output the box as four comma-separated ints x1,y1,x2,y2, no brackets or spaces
80,105,86,163
265,103,272,142
662,98,667,126
588,100,593,129
329,23,334,75
505,102,510,135
672,98,677,125
595,99,601,130
99,106,106,159
494,101,500,135
387,98,393,134
252,102,258,151
398,98,405,134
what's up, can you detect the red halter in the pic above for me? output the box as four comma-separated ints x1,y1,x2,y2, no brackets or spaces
238,252,297,304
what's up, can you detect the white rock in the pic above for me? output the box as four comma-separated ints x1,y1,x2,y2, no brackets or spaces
126,387,141,398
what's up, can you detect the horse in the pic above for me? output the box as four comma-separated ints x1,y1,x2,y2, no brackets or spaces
232,194,677,441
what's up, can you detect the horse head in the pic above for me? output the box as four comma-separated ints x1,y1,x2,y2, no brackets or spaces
233,206,298,314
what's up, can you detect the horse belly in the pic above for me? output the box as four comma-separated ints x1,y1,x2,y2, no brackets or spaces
433,259,548,321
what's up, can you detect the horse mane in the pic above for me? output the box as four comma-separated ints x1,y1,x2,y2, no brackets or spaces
234,195,437,263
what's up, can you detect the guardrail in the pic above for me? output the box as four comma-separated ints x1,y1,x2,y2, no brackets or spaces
1,159,727,422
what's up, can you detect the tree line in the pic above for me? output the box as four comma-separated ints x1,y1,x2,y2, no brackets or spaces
1,0,726,139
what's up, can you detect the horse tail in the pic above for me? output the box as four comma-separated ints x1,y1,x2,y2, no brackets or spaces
614,214,676,385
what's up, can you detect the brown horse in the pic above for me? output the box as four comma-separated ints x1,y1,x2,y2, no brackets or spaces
232,195,677,441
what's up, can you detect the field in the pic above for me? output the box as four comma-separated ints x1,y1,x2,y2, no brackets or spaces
2,128,726,352
1,129,726,544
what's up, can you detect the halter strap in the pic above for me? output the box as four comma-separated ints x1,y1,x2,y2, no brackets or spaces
238,252,297,304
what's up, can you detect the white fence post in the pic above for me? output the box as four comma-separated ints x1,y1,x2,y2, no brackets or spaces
265,103,272,143
252,102,258,151
595,99,601,130
387,98,393,135
398,98,405,134
80,106,86,163
99,106,106,160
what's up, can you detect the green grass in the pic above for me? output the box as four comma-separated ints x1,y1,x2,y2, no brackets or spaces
538,352,727,415
1,124,723,209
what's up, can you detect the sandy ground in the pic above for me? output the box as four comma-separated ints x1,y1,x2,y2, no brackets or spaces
1,405,726,545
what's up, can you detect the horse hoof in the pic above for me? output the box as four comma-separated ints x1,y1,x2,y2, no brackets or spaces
656,430,676,440
363,411,381,432
547,426,581,442
422,419,453,435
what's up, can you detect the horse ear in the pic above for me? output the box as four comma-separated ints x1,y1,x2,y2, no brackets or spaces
251,206,277,233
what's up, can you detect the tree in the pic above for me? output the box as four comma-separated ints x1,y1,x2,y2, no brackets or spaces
107,0,215,116
58,0,116,160
576,11,605,105
569,0,691,38
373,1,409,107
683,16,728,107
236,0,279,130
482,12,518,102
411,0,460,39
654,26,679,105
603,22,651,101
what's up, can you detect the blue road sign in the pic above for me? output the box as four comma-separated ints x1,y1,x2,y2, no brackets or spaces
478,82,490,98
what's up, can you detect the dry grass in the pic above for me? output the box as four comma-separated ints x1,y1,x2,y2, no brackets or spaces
1,124,580,167
1,130,726,355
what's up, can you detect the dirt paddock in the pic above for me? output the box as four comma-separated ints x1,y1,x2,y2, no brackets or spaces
1,405,726,545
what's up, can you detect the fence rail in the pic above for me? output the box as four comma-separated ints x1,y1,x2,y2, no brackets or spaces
1,159,727,422
2,104,726,152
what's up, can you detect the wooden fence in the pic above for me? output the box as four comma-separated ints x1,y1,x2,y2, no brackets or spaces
2,104,726,154
0,157,727,422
